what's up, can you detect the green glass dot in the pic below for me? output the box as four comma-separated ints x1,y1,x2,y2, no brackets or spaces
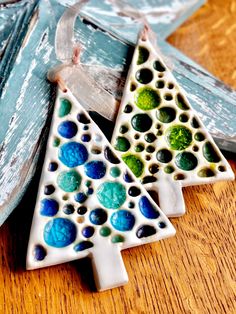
110,167,121,178
122,154,144,178
203,142,221,163
135,68,153,84
137,46,149,65
57,170,81,192
156,149,172,163
198,168,215,177
179,113,189,123
146,145,155,153
131,113,153,132
176,93,189,110
156,107,176,123
85,180,92,187
164,165,175,174
175,152,198,171
111,235,125,243
135,144,145,152
174,174,185,180
191,117,200,128
100,226,111,237
114,136,131,152
119,125,128,134
156,80,165,89
144,133,156,143
166,125,192,150
97,182,126,209
53,137,60,147
58,98,72,117
194,132,205,141
135,87,160,110
153,60,166,72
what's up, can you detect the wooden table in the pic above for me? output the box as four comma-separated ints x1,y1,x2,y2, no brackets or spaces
0,1,235,313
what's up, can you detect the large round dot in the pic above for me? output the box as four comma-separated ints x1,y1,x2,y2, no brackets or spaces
166,125,192,150
89,208,108,225
131,114,152,132
175,152,198,171
135,87,160,110
122,154,144,178
58,121,78,139
44,218,77,248
156,107,176,123
97,182,126,209
135,68,153,84
156,149,172,163
57,170,81,192
59,142,88,167
40,198,59,217
84,161,106,179
110,210,135,231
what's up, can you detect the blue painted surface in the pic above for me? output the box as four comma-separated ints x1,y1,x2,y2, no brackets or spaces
0,0,235,226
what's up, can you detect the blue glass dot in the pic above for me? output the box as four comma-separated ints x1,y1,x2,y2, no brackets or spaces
59,142,88,168
33,245,47,261
110,210,135,231
82,226,95,238
123,172,134,183
97,182,126,209
44,218,77,248
89,208,107,225
139,196,160,219
81,134,91,142
48,162,58,172
83,125,89,131
40,199,59,217
84,161,106,179
87,188,94,195
74,241,93,252
63,204,75,215
58,121,78,139
74,192,87,203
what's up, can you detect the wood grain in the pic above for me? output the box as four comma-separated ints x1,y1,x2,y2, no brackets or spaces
0,1,236,313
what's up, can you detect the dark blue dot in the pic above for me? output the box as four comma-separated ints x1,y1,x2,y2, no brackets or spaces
59,142,88,168
84,161,106,179
81,134,91,142
89,208,107,225
48,162,58,172
63,204,75,215
139,196,160,219
44,185,55,195
77,206,87,215
40,199,59,217
83,125,89,130
87,188,94,195
123,172,134,183
44,218,77,248
34,245,47,261
74,192,87,203
128,202,135,208
58,121,78,139
158,221,167,229
74,241,93,252
82,226,95,238
77,113,90,124
110,210,135,231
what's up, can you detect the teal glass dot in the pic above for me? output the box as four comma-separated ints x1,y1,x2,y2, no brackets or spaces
110,167,121,178
97,182,126,209
57,170,81,192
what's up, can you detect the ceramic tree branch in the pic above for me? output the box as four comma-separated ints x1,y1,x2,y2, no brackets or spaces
27,87,176,291
111,27,234,217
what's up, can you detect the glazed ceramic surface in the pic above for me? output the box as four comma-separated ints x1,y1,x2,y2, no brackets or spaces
27,87,175,291
111,30,235,217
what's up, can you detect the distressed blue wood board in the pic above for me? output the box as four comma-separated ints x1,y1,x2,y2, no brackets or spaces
0,0,235,226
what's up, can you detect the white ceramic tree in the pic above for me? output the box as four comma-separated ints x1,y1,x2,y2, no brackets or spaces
111,27,234,217
27,87,175,291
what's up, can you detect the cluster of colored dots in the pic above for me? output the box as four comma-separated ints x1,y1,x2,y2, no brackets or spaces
34,97,170,261
113,45,224,181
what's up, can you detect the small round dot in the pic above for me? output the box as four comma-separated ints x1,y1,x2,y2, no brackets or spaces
144,133,156,143
174,174,185,180
34,245,47,261
87,188,94,195
128,202,135,209
110,167,121,178
119,125,129,134
63,204,75,215
82,226,95,238
53,137,60,147
158,73,164,78
77,217,85,223
134,134,140,140
48,162,58,172
192,145,199,152
123,172,134,183
83,125,89,131
100,226,111,237
156,80,165,89
149,164,159,174
146,145,155,153
81,134,91,142
164,94,173,101
124,104,133,113
135,143,145,152
158,221,166,229
77,206,87,215
58,121,78,139
62,195,69,201
156,130,163,136
85,180,92,187
153,60,166,72
164,165,175,174
194,132,205,141
130,83,137,91
156,123,161,129
168,83,174,89
145,155,151,161
77,113,90,124
179,113,189,122
94,134,102,142
89,208,108,225
135,68,153,84
74,192,87,203
91,147,101,154
218,165,226,172
44,185,55,195
128,186,141,197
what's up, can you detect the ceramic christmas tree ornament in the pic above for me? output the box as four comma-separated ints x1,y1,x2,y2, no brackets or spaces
111,27,235,217
27,87,176,291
